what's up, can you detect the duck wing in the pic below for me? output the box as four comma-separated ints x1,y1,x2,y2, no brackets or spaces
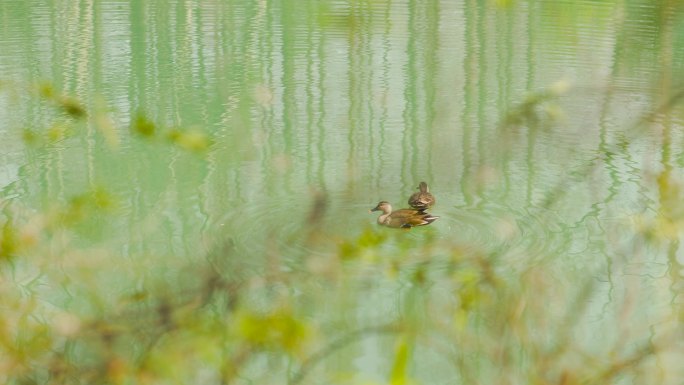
408,192,435,209
389,209,439,228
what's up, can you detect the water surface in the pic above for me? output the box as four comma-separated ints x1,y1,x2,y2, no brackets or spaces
1,1,683,383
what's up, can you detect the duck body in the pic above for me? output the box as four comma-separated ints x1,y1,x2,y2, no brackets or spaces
408,181,435,209
370,201,439,229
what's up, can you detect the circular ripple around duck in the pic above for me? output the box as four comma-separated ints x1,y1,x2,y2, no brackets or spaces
433,204,575,267
506,206,575,265
208,200,328,265
207,197,577,274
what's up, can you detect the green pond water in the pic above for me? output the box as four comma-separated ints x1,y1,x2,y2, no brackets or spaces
1,1,683,384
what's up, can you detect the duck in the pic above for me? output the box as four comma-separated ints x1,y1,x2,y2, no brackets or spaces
370,201,439,229
407,181,435,209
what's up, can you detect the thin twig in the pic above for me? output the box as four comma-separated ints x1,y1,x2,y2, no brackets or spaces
289,323,401,385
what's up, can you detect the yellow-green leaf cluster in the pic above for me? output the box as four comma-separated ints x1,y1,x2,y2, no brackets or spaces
234,308,309,356
167,128,212,152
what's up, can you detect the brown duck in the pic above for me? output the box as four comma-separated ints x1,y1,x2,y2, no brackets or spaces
408,181,435,209
370,201,439,229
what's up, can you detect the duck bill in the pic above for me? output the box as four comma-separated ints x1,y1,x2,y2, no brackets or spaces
370,204,384,212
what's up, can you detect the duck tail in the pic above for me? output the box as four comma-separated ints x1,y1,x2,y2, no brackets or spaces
423,215,439,224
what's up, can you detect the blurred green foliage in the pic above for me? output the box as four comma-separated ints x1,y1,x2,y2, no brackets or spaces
2,189,678,384
131,111,212,153
0,218,19,261
38,82,87,119
1,81,682,384
2,1,684,383
131,112,157,137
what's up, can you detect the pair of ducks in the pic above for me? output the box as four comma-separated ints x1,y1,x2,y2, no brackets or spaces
370,182,438,229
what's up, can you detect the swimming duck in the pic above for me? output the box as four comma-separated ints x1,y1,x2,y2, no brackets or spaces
370,201,439,229
407,181,435,209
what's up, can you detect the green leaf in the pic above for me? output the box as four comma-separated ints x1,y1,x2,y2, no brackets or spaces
389,336,412,385
131,113,156,137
